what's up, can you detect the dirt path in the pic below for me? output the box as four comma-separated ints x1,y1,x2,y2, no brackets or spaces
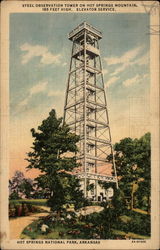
38,206,50,212
10,209,50,239
10,206,103,239
77,205,104,216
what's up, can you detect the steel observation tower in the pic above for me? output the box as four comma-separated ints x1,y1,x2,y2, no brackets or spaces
63,22,118,200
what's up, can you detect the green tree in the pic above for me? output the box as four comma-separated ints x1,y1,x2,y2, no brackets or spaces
114,133,151,211
9,171,25,199
9,171,34,199
19,178,34,199
26,109,84,212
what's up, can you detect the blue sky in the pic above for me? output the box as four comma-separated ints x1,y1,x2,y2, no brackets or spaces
10,13,150,177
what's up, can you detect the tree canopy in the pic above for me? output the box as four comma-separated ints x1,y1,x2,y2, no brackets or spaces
9,170,34,199
26,109,85,211
114,132,151,211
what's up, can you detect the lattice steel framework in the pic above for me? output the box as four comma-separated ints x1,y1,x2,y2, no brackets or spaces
64,22,118,198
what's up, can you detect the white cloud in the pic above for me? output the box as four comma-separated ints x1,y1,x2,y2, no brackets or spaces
20,43,61,65
123,73,149,88
47,90,64,97
18,81,65,107
62,62,67,66
106,48,149,77
123,74,140,87
19,97,30,107
104,46,142,66
29,81,48,95
110,63,127,76
142,73,149,79
105,76,119,87
134,52,149,66
19,81,48,106
102,69,108,75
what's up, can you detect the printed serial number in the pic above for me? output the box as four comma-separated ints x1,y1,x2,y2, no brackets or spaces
132,240,146,243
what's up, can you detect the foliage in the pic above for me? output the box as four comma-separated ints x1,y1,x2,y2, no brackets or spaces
9,199,47,207
26,109,85,212
9,171,25,198
119,209,151,236
19,178,34,199
9,202,46,218
114,132,151,211
9,191,22,200
86,180,95,192
112,229,149,239
9,171,34,199
20,207,150,239
94,133,151,238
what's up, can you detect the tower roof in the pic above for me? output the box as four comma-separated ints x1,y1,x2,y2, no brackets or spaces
68,21,102,41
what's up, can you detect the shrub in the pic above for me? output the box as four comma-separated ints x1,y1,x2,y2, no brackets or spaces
9,192,22,200
22,203,29,216
9,202,46,217
9,208,16,217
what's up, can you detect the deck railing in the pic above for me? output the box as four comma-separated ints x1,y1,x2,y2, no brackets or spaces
68,22,102,39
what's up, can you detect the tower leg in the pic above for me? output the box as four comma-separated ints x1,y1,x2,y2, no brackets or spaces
84,178,87,198
95,180,98,201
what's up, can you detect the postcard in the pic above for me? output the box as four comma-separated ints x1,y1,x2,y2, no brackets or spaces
0,1,159,249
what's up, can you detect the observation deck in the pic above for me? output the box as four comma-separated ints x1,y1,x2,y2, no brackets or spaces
68,22,102,41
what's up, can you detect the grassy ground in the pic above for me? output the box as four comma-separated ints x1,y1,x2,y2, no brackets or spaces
132,208,149,215
119,215,131,223
21,219,150,240
112,229,150,239
20,209,150,240
9,199,48,206
21,219,87,239
9,199,49,218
